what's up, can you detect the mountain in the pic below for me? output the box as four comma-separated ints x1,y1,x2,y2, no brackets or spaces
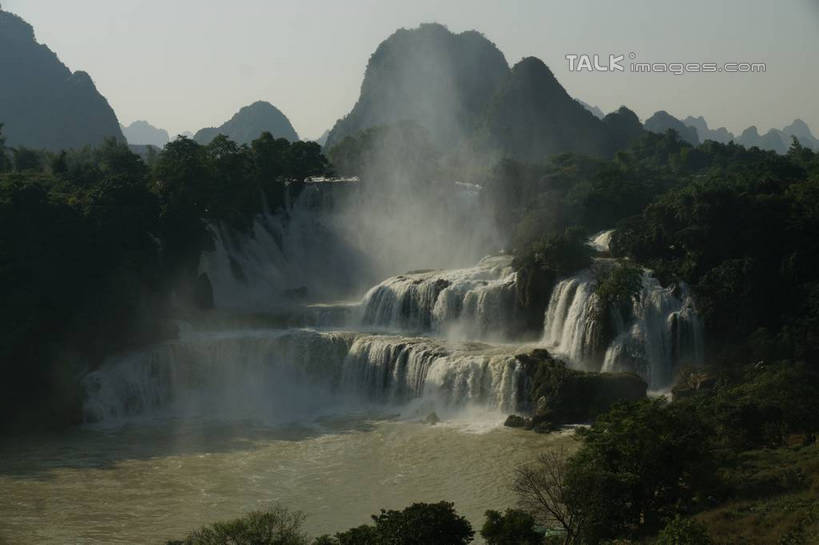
476,57,624,161
577,100,605,119
643,111,699,145
736,126,788,154
0,10,124,150
602,106,645,148
122,120,169,147
324,23,510,150
315,129,330,147
682,116,734,144
781,119,819,150
194,101,299,145
326,24,641,164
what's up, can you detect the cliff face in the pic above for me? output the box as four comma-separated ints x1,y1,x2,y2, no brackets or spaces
194,101,299,145
0,10,124,150
324,23,510,151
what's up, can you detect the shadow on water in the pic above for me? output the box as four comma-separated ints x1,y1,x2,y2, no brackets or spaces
0,412,388,480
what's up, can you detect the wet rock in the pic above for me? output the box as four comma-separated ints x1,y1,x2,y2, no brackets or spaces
516,348,647,429
504,414,529,428
424,412,441,425
193,273,214,310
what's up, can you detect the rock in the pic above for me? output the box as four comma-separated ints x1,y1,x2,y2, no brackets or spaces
516,349,647,428
424,412,441,425
193,273,214,310
504,414,529,428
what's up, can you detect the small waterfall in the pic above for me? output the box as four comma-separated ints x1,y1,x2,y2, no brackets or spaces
542,268,703,388
360,256,518,340
588,229,615,253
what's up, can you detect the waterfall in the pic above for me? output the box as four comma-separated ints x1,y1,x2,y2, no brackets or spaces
82,329,355,423
588,229,615,253
198,182,373,311
541,271,602,367
83,329,526,424
542,267,703,388
360,255,518,340
602,278,704,388
341,335,524,411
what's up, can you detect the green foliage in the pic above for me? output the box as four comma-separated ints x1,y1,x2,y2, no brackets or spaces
680,363,819,451
655,516,713,545
515,227,593,279
325,502,473,545
480,509,541,545
166,506,309,545
0,133,332,431
566,399,717,542
593,262,642,317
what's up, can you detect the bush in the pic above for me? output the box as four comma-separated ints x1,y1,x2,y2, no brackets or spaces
655,516,713,545
326,502,473,545
166,505,309,545
481,509,541,545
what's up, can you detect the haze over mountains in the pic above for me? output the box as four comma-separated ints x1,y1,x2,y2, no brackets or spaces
641,110,819,154
0,10,123,150
2,8,817,160
121,120,169,147
325,23,643,162
193,101,299,145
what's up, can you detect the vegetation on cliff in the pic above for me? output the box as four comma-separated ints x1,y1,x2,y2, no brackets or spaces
0,130,330,431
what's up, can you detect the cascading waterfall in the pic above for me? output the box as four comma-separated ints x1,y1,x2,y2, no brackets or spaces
360,255,518,340
601,277,704,388
542,267,703,389
542,270,602,367
83,329,527,424
341,335,524,411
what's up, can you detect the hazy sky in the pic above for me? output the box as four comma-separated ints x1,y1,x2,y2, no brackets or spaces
5,0,818,140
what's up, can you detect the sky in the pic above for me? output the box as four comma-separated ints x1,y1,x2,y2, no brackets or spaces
4,0,819,141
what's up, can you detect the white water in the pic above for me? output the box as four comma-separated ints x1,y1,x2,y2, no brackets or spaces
360,255,518,341
542,266,703,388
82,327,527,426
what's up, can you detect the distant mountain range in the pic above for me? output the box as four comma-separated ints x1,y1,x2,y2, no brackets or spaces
193,101,299,145
643,110,819,154
325,23,644,162
0,9,123,150
121,120,169,147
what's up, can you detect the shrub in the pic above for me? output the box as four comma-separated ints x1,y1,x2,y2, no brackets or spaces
166,505,309,545
655,516,713,545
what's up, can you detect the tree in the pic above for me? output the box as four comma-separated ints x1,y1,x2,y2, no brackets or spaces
565,399,717,543
513,448,583,545
480,509,541,545
166,505,309,545
371,502,474,545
